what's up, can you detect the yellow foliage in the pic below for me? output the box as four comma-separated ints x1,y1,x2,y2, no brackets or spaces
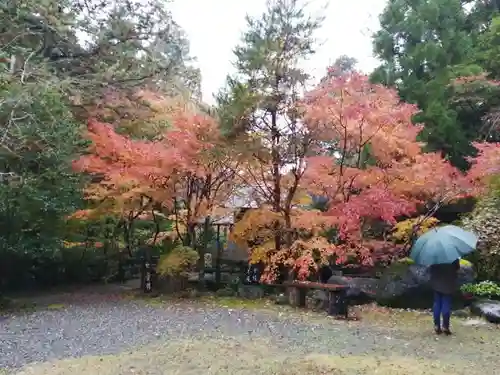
392,216,440,243
142,210,188,245
62,240,85,248
230,205,329,270
398,257,472,267
156,245,199,277
291,191,313,206
230,207,282,249
69,179,156,222
167,211,188,235
249,240,276,264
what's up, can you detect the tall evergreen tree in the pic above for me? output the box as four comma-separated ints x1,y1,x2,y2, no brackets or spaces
0,0,200,289
321,55,358,81
216,0,323,254
460,14,500,141
371,0,483,169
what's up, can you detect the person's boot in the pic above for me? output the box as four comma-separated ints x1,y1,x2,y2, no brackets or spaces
434,326,442,335
442,314,452,335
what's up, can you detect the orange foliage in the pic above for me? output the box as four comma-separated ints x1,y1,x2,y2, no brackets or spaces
73,103,239,240
69,79,500,284
299,72,469,267
246,71,472,282
468,142,500,189
68,179,153,223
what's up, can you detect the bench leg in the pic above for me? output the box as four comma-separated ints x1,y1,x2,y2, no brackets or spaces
328,290,349,318
288,287,306,307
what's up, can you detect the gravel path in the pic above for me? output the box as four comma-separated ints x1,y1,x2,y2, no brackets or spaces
0,300,383,368
1,296,498,374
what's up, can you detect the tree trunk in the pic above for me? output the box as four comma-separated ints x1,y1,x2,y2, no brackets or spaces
185,223,196,247
271,109,282,253
284,210,293,248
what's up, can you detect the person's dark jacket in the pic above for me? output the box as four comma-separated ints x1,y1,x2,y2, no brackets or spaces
429,259,460,295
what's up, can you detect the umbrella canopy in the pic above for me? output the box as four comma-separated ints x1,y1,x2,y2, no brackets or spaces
409,225,478,266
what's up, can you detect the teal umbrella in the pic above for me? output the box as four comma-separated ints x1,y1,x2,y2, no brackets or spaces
409,225,478,266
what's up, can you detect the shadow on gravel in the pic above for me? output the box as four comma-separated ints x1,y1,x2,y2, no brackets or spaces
11,337,491,375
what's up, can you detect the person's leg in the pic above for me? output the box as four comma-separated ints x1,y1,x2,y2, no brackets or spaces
432,291,443,333
441,294,452,334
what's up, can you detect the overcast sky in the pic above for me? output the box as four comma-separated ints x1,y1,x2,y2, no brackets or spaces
170,0,388,104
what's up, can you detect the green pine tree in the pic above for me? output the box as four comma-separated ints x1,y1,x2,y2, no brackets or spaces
371,0,483,169
216,0,323,251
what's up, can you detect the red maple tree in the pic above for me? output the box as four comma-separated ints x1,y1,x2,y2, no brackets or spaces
231,70,474,282
285,71,471,279
73,105,239,247
468,142,500,187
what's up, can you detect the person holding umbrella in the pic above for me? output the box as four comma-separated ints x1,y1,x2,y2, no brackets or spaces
429,259,460,335
410,225,478,335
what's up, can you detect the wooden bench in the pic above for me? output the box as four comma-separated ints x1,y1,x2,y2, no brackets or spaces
284,281,350,318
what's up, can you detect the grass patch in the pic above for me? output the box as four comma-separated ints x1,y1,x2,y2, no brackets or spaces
0,300,38,314
13,337,487,375
126,290,277,311
200,295,273,309
46,304,65,310
354,303,500,342
306,354,473,375
355,304,433,327
144,297,168,307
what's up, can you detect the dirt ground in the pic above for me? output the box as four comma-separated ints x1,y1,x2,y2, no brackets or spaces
2,287,500,375
11,335,496,375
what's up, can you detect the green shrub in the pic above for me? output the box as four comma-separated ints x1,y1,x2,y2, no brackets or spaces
459,259,473,267
381,257,414,279
461,281,500,298
397,257,415,265
462,194,500,280
0,295,11,310
157,245,199,277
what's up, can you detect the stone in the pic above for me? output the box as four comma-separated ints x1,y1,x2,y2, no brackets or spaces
326,275,380,303
274,293,288,305
309,262,475,311
238,284,265,299
470,299,500,324
215,287,236,297
306,276,379,312
375,263,475,309
462,318,488,326
204,253,213,268
453,309,470,318
288,286,306,307
306,290,327,310
155,275,189,294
